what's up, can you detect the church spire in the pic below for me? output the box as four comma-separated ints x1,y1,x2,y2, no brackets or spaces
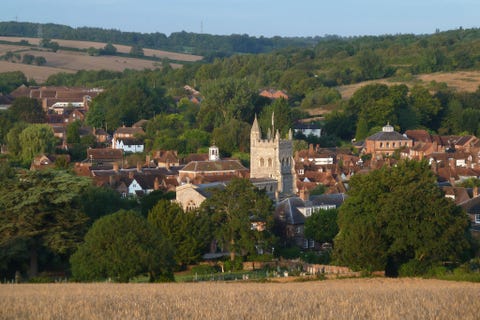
271,111,275,135
251,114,261,140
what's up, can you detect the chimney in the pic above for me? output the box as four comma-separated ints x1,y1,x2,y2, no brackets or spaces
113,162,119,173
146,155,151,167
474,187,479,198
137,162,142,173
299,188,310,201
309,144,314,155
154,177,160,190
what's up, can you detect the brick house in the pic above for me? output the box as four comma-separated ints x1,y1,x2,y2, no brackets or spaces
365,123,413,159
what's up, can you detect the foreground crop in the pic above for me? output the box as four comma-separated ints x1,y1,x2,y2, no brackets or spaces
1,278,479,319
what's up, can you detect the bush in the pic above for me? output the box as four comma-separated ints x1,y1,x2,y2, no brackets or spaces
276,246,301,259
224,257,243,272
398,260,430,277
190,265,219,275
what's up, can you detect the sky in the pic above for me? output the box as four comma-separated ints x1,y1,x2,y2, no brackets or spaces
1,0,479,38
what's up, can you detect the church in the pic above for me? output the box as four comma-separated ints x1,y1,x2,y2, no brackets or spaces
250,114,296,196
176,114,296,210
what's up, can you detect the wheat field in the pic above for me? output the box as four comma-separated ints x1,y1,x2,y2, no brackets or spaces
0,278,479,320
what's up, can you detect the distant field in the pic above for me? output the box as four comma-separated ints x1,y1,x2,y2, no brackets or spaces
337,70,480,99
0,36,203,62
1,278,479,319
0,36,201,83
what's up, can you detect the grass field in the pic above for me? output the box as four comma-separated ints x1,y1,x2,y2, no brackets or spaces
337,70,480,99
0,278,479,319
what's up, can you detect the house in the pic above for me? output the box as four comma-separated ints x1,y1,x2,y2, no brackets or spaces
459,188,480,234
178,146,249,184
259,89,289,100
10,85,102,112
128,175,162,197
152,150,180,167
364,123,413,159
294,122,322,138
30,154,70,171
275,193,346,249
112,138,144,153
176,182,227,211
86,148,123,166
88,161,180,197
113,126,145,139
93,128,109,143
0,93,13,110
112,126,145,153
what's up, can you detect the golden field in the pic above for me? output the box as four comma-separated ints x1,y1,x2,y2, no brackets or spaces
0,36,202,82
337,70,480,99
0,36,203,62
0,278,479,320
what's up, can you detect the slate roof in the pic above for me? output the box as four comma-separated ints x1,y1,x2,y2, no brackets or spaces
87,148,123,161
405,130,433,143
276,194,347,226
366,130,409,141
181,160,247,172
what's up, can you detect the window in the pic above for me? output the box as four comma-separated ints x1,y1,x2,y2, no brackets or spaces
393,142,396,148
303,239,309,249
309,240,315,248
475,214,480,224
380,142,383,148
305,208,312,217
268,158,272,167
260,158,264,167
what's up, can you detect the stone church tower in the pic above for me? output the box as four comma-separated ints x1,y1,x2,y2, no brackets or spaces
250,114,295,195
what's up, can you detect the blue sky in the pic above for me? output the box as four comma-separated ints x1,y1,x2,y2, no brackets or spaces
2,0,478,37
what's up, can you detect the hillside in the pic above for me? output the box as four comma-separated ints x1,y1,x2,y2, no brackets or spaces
337,71,480,99
0,36,202,82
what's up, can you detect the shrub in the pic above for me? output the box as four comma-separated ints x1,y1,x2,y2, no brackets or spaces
224,257,243,272
190,265,219,275
398,260,430,277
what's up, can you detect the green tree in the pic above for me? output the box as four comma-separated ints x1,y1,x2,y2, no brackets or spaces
102,43,117,55
211,119,251,155
9,97,45,123
34,56,47,66
197,78,256,131
66,120,81,144
259,98,294,137
148,200,212,268
5,122,28,157
409,85,442,129
334,160,470,276
304,208,338,244
356,49,386,80
201,178,274,261
0,71,27,94
70,210,174,282
0,170,91,277
18,124,57,164
129,44,144,57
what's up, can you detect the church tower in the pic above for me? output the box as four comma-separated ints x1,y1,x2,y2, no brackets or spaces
250,114,295,195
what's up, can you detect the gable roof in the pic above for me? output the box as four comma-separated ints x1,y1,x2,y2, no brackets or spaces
181,160,247,172
367,130,409,141
87,148,123,161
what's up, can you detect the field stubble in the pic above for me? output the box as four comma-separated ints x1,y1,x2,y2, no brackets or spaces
0,278,479,320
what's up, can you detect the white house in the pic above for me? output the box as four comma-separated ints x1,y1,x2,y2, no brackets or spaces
294,123,322,138
112,138,144,153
